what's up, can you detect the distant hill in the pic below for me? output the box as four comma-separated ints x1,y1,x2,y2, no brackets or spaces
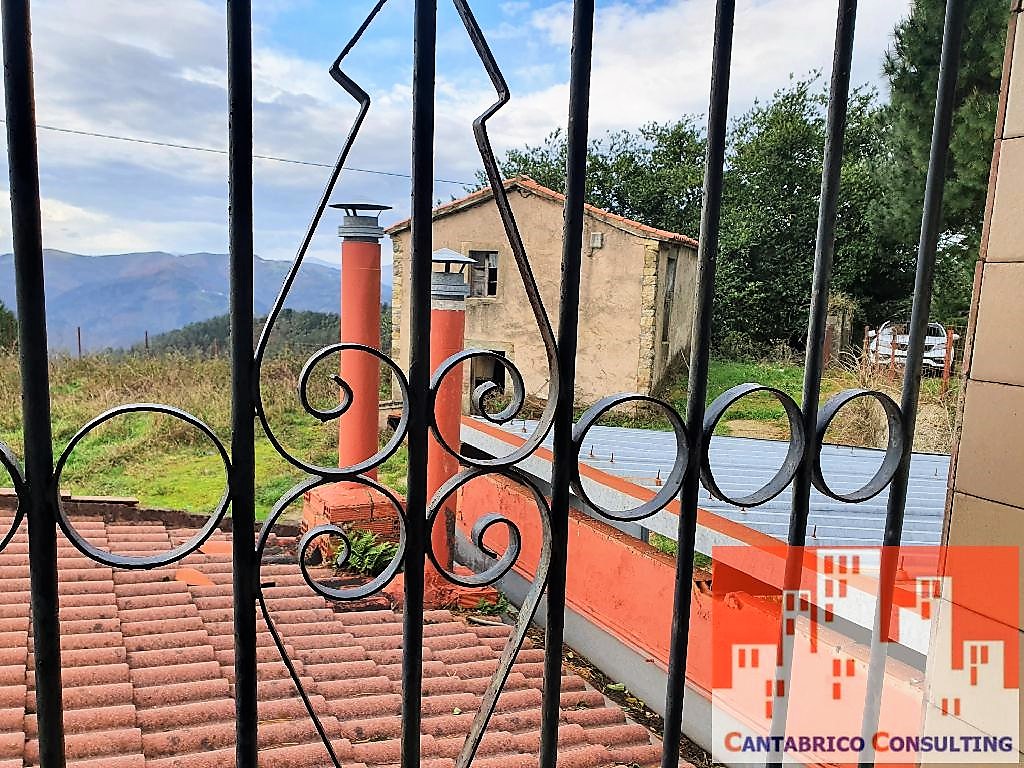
140,307,392,358
0,250,393,352
142,310,339,356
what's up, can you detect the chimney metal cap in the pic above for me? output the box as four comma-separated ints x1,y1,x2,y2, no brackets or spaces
431,248,473,302
332,202,391,241
329,202,393,215
432,248,476,270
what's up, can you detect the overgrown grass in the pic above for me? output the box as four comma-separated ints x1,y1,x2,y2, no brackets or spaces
652,356,958,451
0,349,958,520
649,533,713,569
0,349,407,519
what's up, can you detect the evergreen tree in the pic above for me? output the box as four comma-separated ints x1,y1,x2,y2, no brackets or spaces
882,0,1007,321
0,302,16,349
716,77,899,349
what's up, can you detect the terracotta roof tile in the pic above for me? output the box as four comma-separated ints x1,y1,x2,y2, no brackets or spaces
0,514,680,767
384,176,699,248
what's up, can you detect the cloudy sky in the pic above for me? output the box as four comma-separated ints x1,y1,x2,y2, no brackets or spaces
0,0,912,267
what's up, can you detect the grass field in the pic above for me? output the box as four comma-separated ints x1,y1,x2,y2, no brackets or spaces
0,350,956,516
0,350,407,520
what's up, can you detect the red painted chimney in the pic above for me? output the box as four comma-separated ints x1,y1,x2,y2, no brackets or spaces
330,202,391,476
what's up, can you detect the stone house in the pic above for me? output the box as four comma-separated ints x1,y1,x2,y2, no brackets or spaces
386,177,698,404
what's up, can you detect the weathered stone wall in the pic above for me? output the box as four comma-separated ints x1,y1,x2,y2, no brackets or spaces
389,190,697,403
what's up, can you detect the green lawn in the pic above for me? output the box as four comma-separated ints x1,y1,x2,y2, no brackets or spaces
0,351,407,520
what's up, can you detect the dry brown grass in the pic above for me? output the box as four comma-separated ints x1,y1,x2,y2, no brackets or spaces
824,356,958,454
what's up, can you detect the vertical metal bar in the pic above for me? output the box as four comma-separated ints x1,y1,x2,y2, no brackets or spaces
539,3,595,767
227,2,258,766
790,0,856,544
857,1,966,764
1,3,67,766
402,2,436,766
661,3,735,766
767,5,858,764
790,0,857,545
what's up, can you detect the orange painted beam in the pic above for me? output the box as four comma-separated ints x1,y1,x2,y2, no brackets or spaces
461,416,779,550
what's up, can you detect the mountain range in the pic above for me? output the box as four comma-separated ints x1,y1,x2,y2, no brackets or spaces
0,250,393,352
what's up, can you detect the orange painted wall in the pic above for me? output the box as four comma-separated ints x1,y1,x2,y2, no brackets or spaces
457,474,713,696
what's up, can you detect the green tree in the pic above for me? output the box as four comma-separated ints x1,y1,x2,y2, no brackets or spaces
883,0,1006,321
717,77,904,348
489,75,900,351
487,118,708,239
0,302,15,349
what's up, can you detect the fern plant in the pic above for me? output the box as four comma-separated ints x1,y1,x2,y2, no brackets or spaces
334,528,400,577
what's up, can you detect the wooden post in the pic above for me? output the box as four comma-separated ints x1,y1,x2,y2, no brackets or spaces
941,327,954,395
862,326,871,374
888,331,897,382
144,330,149,351
76,326,82,359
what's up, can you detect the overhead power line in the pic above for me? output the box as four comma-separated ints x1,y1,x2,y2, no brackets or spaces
0,118,473,186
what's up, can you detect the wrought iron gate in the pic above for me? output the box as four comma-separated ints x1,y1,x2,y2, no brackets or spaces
0,0,966,767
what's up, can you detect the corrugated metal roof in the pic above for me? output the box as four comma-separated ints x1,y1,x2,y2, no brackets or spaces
473,419,948,548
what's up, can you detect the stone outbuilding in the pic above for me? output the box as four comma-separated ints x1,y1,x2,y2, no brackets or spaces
386,177,698,404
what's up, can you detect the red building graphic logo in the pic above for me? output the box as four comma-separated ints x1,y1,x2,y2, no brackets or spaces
711,546,1019,764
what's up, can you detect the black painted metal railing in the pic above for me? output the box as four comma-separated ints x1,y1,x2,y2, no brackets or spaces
0,0,965,767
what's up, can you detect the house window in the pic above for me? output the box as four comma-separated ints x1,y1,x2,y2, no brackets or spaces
469,250,499,297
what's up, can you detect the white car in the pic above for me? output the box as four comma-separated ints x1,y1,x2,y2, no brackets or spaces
867,321,959,370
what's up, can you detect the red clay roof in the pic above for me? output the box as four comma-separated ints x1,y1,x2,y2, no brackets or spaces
0,511,675,768
385,177,699,248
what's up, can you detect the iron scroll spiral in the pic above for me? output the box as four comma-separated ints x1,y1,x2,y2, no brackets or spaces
424,0,561,470
246,2,915,767
248,1,565,765
54,404,232,568
0,440,26,554
424,466,553,768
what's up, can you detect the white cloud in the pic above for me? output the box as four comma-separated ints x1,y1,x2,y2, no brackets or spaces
0,0,914,264
500,0,910,140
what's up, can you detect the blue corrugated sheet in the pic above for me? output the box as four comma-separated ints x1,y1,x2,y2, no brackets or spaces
481,419,948,547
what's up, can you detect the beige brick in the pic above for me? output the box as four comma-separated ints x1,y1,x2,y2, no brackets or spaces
955,381,1024,506
987,137,1024,262
945,491,1024,625
1005,12,1024,139
971,262,1024,385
